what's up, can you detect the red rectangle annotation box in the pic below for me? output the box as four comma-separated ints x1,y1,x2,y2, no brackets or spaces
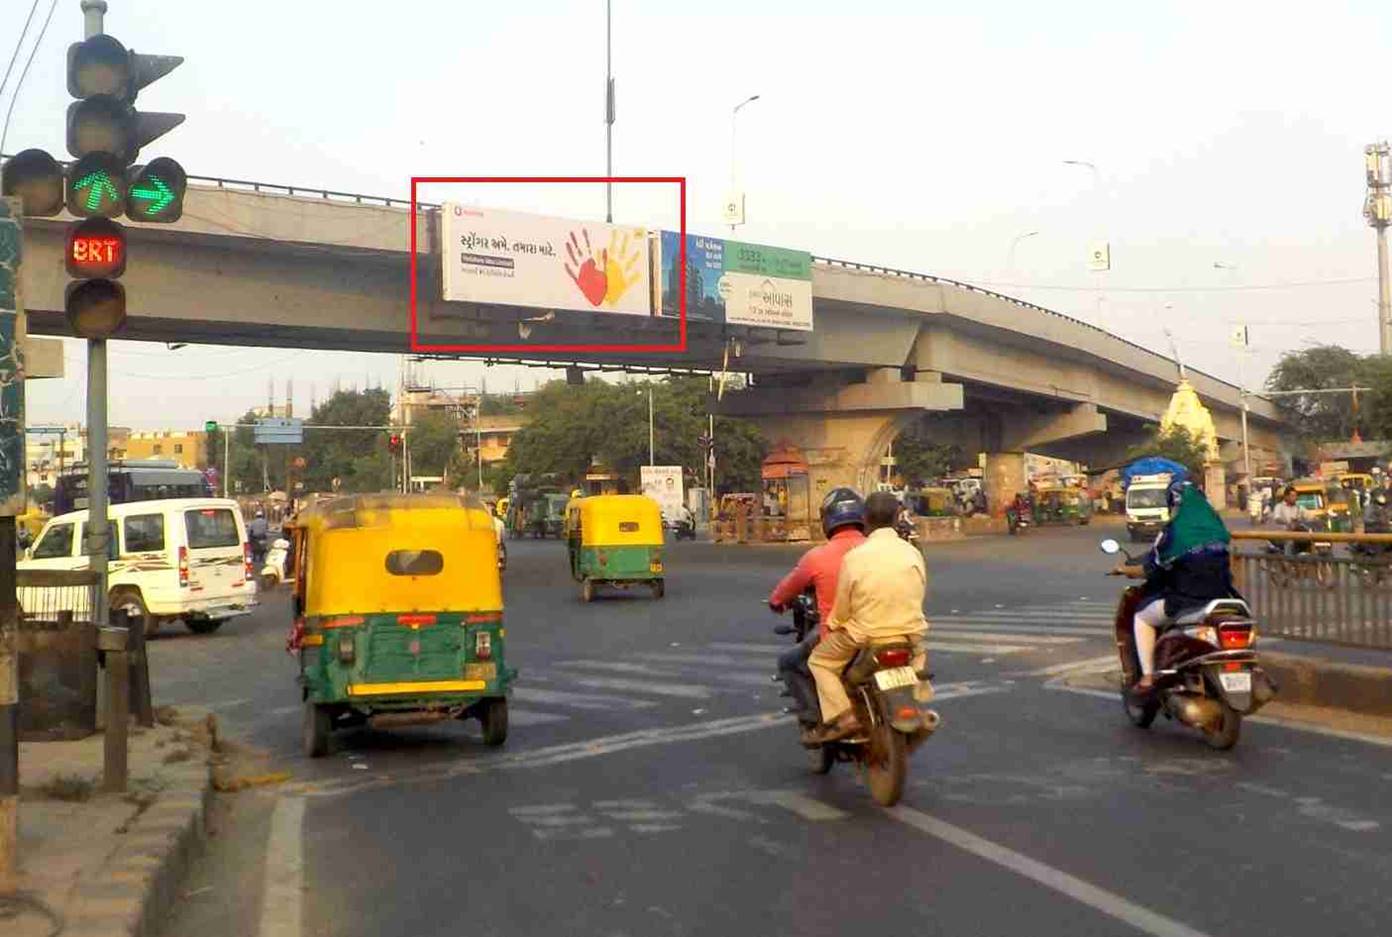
409,176,686,354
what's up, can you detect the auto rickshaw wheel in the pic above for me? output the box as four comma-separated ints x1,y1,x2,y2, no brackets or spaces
581,578,595,603
303,702,331,758
650,578,665,599
481,698,508,747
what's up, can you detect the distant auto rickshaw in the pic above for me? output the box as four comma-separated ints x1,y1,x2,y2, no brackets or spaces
567,494,665,602
1290,481,1329,526
915,487,958,518
1325,483,1355,533
1032,485,1092,525
287,493,513,757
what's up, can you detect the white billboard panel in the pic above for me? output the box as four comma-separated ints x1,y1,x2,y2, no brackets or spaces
442,204,652,315
640,465,685,522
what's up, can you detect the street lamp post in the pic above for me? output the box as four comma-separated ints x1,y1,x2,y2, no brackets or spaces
1364,142,1391,354
729,94,760,232
604,0,615,222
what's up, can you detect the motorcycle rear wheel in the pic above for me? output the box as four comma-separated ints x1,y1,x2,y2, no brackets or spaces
807,745,835,775
1122,689,1159,728
865,725,907,806
1203,703,1242,750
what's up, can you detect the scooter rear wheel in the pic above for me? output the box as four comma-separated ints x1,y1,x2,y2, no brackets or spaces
1203,703,1241,750
807,744,835,775
1123,689,1159,728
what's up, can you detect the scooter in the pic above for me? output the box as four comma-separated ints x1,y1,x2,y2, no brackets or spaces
260,537,290,590
1006,506,1031,535
771,593,938,806
1101,538,1276,750
667,517,697,541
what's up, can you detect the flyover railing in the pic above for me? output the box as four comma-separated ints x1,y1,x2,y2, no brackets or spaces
1230,531,1392,649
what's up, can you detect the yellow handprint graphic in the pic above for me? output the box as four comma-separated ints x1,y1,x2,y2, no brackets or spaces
602,228,643,307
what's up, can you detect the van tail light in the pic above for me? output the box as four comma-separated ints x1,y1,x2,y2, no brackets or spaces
475,631,492,660
1219,623,1253,650
875,647,912,667
178,546,189,587
244,542,254,581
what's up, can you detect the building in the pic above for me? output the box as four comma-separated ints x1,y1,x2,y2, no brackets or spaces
476,414,527,465
122,430,209,469
25,423,84,490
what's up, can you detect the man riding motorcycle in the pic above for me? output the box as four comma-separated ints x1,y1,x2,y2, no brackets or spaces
807,491,929,743
1115,470,1241,700
767,488,867,730
248,509,270,566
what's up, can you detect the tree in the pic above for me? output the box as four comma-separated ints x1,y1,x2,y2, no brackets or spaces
1266,345,1363,440
479,392,525,416
1356,355,1392,442
1124,425,1210,480
27,483,53,507
407,410,462,481
300,389,392,493
891,431,963,486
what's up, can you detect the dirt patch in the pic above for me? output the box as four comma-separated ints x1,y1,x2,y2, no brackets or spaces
31,772,96,802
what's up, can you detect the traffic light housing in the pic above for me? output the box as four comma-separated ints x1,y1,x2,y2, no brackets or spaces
67,153,127,217
64,278,126,339
204,421,218,434
1,149,64,216
127,157,186,222
388,434,403,454
65,218,127,278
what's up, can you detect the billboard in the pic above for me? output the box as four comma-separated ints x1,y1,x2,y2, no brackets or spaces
658,232,812,331
442,204,652,316
640,465,685,522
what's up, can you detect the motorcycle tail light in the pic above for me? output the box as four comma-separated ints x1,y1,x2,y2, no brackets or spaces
875,647,913,667
244,542,254,581
895,705,919,722
178,546,189,587
1219,623,1253,650
475,630,492,660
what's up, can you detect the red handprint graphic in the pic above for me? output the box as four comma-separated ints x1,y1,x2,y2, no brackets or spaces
564,229,608,306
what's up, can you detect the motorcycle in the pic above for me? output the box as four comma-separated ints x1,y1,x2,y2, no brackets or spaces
667,517,697,541
1261,521,1335,588
1006,506,1031,535
259,537,290,590
1101,538,1276,750
894,516,920,545
771,592,938,806
1352,495,1392,583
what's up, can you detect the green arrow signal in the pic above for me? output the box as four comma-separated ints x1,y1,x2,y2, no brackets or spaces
74,169,121,211
129,175,174,214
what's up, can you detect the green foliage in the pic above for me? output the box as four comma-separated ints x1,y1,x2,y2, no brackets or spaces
300,389,393,493
27,483,53,506
1124,425,1210,480
1357,355,1392,442
503,376,767,493
407,410,461,479
479,392,525,416
1266,345,1364,440
891,432,964,486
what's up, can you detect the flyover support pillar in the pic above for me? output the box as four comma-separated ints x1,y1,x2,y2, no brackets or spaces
984,452,1027,517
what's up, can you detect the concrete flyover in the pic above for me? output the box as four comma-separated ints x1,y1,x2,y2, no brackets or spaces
14,179,1285,497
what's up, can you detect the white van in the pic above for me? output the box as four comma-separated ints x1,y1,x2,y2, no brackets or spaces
19,498,258,635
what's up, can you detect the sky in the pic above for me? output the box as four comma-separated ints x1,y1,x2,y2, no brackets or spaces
3,0,1389,429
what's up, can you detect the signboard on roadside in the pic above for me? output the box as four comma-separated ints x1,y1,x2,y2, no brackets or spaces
442,204,652,316
253,418,304,445
657,232,813,331
640,465,685,522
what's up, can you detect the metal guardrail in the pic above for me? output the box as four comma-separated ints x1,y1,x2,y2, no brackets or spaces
16,568,100,625
1231,532,1392,648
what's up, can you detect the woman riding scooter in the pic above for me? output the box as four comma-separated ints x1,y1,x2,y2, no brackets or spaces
1115,462,1242,701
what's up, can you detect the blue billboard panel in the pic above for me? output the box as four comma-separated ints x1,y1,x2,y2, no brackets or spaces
659,231,725,322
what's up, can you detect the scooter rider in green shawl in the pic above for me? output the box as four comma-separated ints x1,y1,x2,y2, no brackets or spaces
1113,468,1242,700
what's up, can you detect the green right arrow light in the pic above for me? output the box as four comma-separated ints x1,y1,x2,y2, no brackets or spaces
126,157,186,222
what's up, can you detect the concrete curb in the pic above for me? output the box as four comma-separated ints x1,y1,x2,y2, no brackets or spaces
1259,652,1392,718
59,760,210,937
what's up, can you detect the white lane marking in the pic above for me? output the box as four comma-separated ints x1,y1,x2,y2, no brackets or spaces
632,651,777,668
568,676,714,699
207,697,252,711
507,708,571,726
1049,678,1392,749
257,796,305,937
706,642,791,654
508,803,577,815
757,791,849,821
929,629,1085,645
294,682,1010,800
886,806,1213,937
930,641,1033,654
933,616,1113,628
557,659,683,676
1026,655,1121,677
511,686,656,710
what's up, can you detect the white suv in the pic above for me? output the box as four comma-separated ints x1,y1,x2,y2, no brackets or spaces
19,497,259,635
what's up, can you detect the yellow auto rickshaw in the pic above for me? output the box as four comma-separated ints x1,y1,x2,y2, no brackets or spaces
916,487,957,518
288,493,513,757
567,494,665,602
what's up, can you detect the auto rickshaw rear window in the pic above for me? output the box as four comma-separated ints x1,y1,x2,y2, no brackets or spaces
619,521,639,532
385,549,444,576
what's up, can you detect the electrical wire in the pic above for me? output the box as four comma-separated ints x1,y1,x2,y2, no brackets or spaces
0,0,42,102
0,0,59,156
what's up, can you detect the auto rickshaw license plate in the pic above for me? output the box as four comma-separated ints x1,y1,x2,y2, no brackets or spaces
874,667,918,691
649,562,663,572
464,663,497,682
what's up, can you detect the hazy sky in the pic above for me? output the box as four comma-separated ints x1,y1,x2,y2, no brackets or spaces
5,0,1389,429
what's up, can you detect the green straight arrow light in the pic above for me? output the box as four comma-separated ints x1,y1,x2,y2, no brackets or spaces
75,169,121,211
129,175,173,213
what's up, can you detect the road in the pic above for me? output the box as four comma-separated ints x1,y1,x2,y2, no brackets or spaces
154,523,1392,937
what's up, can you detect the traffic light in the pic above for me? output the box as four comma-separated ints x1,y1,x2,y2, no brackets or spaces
204,420,218,434
0,148,64,216
62,29,185,339
388,434,403,454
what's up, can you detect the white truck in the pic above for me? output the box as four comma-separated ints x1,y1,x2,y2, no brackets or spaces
1125,473,1172,543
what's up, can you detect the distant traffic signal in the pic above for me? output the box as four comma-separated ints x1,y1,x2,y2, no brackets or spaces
388,434,403,454
0,149,64,216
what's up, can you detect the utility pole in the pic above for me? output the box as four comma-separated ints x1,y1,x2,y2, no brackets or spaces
1,195,22,892
1365,142,1392,354
604,0,614,223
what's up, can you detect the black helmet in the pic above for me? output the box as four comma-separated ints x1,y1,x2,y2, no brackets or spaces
821,487,866,537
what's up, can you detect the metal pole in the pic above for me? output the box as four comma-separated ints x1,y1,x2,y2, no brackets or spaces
1378,224,1391,355
648,386,654,466
223,425,230,497
1241,392,1252,482
82,0,106,39
604,0,613,223
88,340,109,632
476,417,483,492
0,518,17,890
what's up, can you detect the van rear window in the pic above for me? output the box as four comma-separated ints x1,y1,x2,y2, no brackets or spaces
184,509,240,549
385,550,444,576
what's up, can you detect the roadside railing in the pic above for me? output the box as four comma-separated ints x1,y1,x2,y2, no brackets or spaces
17,568,100,624
1231,531,1392,649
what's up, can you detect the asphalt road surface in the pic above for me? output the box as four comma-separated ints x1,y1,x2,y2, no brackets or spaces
155,523,1392,937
